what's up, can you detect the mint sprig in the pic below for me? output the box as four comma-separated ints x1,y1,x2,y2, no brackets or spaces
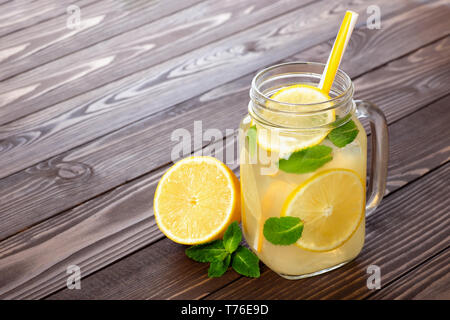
185,240,228,262
208,255,231,278
185,222,260,278
263,217,304,245
278,145,332,174
231,246,260,278
223,221,242,253
328,119,359,148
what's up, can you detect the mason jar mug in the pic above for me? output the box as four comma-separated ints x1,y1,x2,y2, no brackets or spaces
239,62,388,279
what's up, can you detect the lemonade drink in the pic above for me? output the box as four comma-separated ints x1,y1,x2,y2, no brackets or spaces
240,115,367,277
238,62,388,279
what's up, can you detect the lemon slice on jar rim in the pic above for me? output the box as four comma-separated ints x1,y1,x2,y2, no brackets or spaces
255,84,335,155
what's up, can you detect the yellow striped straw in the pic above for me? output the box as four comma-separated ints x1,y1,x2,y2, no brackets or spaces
319,10,359,94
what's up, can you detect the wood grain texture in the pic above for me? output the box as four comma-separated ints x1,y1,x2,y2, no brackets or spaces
0,0,420,175
1,32,449,242
286,0,450,79
368,249,450,300
0,0,97,37
205,164,450,300
0,0,448,301
0,0,206,83
0,0,316,123
369,248,450,300
382,95,450,195
0,168,166,299
49,160,450,300
1,94,447,299
0,151,240,299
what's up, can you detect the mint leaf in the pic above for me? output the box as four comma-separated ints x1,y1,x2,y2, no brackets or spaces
231,246,260,278
185,240,228,262
278,145,332,174
223,222,242,253
246,125,257,158
328,119,359,148
186,224,259,278
208,254,231,278
263,217,303,245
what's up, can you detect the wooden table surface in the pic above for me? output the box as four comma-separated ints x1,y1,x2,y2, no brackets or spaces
0,0,449,300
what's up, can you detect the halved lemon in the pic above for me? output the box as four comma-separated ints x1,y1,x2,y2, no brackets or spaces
256,84,335,155
281,169,365,252
153,156,240,245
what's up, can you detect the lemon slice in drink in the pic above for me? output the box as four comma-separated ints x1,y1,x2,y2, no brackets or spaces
240,154,263,251
154,156,240,245
281,169,364,252
256,85,335,154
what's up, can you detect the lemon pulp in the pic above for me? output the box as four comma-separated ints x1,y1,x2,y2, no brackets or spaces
154,156,240,245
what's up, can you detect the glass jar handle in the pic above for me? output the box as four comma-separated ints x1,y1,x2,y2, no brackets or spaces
355,100,389,215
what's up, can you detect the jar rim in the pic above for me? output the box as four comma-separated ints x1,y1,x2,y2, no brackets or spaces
250,61,354,114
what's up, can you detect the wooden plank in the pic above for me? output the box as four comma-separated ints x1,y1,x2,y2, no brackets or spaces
0,0,97,37
0,0,316,120
0,0,205,82
1,33,449,241
368,249,450,300
205,164,450,300
0,0,421,172
2,94,448,299
49,158,450,300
